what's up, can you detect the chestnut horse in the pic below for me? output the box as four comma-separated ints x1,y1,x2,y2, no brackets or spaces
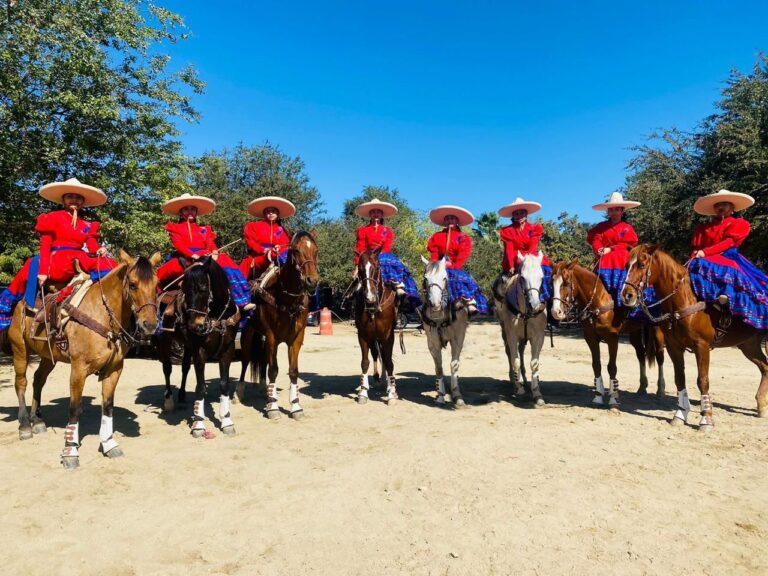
6,251,161,468
158,256,240,437
621,244,768,430
354,248,401,404
551,260,666,409
238,231,319,419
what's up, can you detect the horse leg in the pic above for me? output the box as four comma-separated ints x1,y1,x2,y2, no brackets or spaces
190,347,208,438
528,326,546,407
383,331,397,405
236,323,253,403
426,328,447,405
61,363,87,469
30,357,55,434
357,334,371,404
606,334,620,410
99,364,124,458
585,327,605,406
265,334,281,420
449,322,468,408
630,330,648,395
218,339,236,435
179,346,191,405
654,329,667,400
502,319,524,397
287,334,306,419
371,343,382,388
162,355,175,412
667,344,690,426
12,336,33,440
738,335,768,418
500,319,514,383
517,337,529,391
693,342,713,431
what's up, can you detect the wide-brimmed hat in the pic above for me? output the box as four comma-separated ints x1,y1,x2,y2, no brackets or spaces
498,197,542,218
39,178,107,207
693,189,755,216
355,198,398,219
592,192,641,211
247,196,296,218
162,193,216,216
429,205,474,227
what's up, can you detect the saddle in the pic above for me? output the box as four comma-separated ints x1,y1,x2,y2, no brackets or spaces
27,272,91,345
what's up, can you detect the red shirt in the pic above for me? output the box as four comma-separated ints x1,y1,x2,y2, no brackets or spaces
587,220,639,268
692,216,750,256
427,227,472,269
165,220,218,258
499,222,549,272
354,224,394,263
244,220,290,257
35,210,103,274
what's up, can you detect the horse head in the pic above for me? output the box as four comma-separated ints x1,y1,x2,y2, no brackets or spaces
550,258,578,321
118,249,162,336
357,247,383,306
420,255,449,313
517,251,545,314
289,231,320,292
621,244,661,308
182,257,214,334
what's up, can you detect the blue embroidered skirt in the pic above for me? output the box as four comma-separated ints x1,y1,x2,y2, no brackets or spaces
447,269,489,314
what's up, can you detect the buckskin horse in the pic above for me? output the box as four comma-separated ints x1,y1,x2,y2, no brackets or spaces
5,250,161,468
158,256,240,437
238,231,319,419
621,244,768,430
551,259,666,409
354,247,402,404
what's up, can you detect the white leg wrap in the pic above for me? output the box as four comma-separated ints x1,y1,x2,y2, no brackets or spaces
219,395,234,429
608,379,620,406
435,377,446,404
192,399,206,432
359,374,369,398
674,389,691,422
449,375,461,401
386,375,398,400
267,384,279,412
592,376,605,405
62,423,80,458
699,393,714,426
289,382,302,413
99,415,119,454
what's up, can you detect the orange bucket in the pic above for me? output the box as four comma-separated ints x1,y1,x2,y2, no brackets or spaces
319,307,333,335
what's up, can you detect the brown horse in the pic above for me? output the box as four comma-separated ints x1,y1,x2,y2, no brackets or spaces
6,250,161,468
353,248,400,404
238,231,319,419
550,260,666,409
621,244,768,429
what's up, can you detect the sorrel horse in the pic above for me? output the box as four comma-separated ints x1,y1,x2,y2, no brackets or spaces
551,260,666,408
621,244,768,429
238,231,319,419
354,248,402,404
419,256,469,407
6,250,161,468
492,253,549,406
158,257,240,437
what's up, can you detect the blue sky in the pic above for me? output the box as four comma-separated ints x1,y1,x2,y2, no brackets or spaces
160,1,768,223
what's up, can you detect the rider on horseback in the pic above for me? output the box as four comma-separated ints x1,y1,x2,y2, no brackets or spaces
240,196,295,292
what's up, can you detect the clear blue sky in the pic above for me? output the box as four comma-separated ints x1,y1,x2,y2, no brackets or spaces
161,0,768,224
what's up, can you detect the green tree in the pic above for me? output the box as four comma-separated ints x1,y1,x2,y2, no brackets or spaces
540,212,592,263
473,211,500,239
0,0,203,258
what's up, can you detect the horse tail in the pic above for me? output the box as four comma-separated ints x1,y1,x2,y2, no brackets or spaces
0,328,8,355
644,325,658,369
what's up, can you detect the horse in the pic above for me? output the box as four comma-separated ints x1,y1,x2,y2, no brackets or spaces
158,256,240,437
419,256,470,407
492,253,549,406
354,247,401,404
550,259,666,408
621,244,768,430
5,250,161,469
238,231,319,419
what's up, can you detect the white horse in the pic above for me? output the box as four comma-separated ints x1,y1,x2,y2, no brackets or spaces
493,252,548,406
419,256,470,408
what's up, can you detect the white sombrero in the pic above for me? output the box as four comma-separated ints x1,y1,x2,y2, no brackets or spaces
498,197,542,218
355,198,398,218
592,191,641,211
39,178,107,207
248,196,296,218
429,205,474,227
693,189,755,216
162,193,216,216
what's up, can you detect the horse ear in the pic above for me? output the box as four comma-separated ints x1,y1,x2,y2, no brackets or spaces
569,257,579,268
354,250,361,258
646,243,660,254
517,250,524,262
373,246,383,256
421,255,430,266
119,249,133,265
149,251,163,267
535,252,543,264
309,228,317,239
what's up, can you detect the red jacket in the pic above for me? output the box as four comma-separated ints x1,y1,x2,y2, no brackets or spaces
427,228,471,269
35,210,103,275
691,216,750,256
587,220,639,269
499,222,549,271
354,224,394,264
165,220,218,258
244,220,290,258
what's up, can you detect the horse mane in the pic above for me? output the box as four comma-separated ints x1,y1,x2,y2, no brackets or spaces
132,256,154,282
184,258,232,313
291,230,315,246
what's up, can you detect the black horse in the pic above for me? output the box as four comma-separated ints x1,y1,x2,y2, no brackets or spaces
158,257,240,437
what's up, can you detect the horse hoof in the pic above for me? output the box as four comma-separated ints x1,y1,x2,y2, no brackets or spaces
61,456,80,470
32,422,47,434
19,428,33,441
698,424,714,434
758,409,768,419
222,425,236,436
356,395,368,405
608,405,621,414
454,398,467,408
534,398,546,407
163,397,175,413
104,446,124,459
266,410,281,421
290,410,305,421
669,416,686,427
191,428,206,438
386,396,398,405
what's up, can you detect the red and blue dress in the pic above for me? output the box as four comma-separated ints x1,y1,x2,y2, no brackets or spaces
688,216,768,329
355,223,420,308
0,210,118,330
157,220,250,308
427,228,489,314
499,222,552,302
240,220,290,280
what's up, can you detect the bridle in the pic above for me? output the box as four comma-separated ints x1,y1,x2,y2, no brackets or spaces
358,257,394,314
623,252,694,325
420,268,452,327
180,262,236,335
98,257,159,345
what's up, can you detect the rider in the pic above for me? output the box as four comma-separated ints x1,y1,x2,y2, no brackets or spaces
426,205,489,316
240,196,295,290
0,178,118,332
587,192,641,306
353,198,420,310
688,189,768,329
498,197,552,303
157,193,254,312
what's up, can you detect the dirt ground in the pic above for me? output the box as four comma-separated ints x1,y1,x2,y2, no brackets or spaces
1,320,767,576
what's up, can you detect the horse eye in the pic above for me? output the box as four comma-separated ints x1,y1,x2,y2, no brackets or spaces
129,283,138,290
